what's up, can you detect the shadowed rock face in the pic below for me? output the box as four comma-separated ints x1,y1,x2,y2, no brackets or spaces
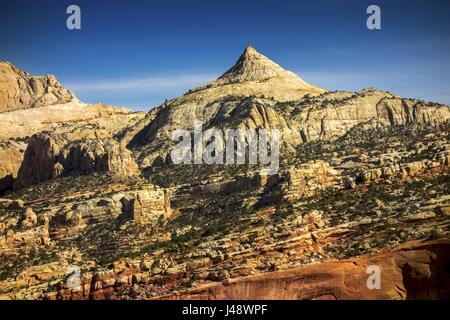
14,132,140,190
0,62,76,113
0,141,26,193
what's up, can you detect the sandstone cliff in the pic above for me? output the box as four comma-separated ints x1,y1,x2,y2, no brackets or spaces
0,61,76,113
14,132,140,190
159,239,450,300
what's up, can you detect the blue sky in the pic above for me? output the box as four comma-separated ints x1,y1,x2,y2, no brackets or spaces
1,0,449,111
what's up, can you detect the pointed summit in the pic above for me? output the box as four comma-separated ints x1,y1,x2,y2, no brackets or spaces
243,44,257,55
217,45,313,88
182,45,325,103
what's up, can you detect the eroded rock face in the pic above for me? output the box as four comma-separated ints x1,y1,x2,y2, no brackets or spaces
0,61,76,113
284,160,339,199
376,97,450,126
160,239,450,300
14,132,140,189
49,186,171,241
120,189,171,222
0,104,145,193
0,140,26,193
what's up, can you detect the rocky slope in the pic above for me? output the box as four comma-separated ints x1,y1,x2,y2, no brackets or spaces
0,101,143,141
0,121,448,300
205,45,324,98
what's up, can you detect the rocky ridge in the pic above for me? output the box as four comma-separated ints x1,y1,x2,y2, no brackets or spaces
0,61,76,113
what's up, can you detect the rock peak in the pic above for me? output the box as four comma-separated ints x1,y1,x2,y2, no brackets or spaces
184,45,325,102
243,44,256,54
217,45,310,86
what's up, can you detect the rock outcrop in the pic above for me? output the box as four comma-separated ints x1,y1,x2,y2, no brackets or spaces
284,160,339,199
49,186,171,240
160,239,450,300
0,61,76,113
14,132,140,190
